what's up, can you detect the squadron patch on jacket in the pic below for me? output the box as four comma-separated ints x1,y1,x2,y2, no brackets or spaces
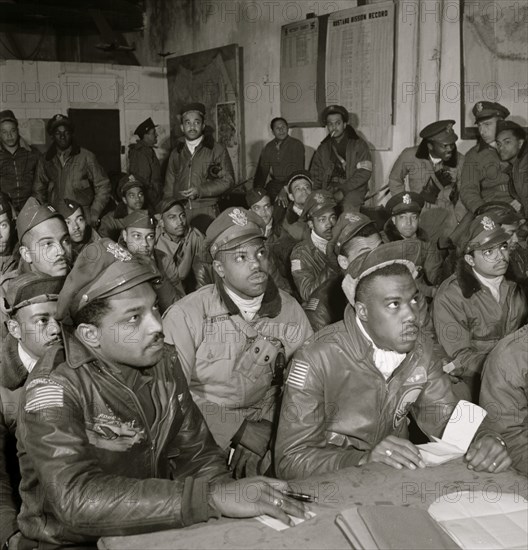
25,379,64,412
291,259,302,272
286,360,310,390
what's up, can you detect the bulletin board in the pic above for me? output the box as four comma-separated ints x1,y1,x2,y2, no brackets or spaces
280,1,395,150
460,0,528,139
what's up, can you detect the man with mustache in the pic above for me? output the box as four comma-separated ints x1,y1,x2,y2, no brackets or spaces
290,190,340,302
434,213,528,402
275,241,511,479
15,238,308,548
164,103,235,232
0,273,64,549
163,207,313,479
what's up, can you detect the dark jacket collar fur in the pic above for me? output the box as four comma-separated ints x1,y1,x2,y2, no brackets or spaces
384,218,428,243
176,133,215,154
0,334,29,390
415,139,458,168
455,257,515,299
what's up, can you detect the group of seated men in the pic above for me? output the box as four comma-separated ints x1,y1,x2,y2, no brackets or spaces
0,98,526,548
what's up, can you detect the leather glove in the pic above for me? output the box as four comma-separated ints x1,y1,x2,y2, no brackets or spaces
420,177,441,204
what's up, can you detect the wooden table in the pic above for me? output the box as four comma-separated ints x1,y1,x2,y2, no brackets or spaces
98,460,528,550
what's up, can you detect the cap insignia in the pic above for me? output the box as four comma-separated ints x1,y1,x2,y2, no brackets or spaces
56,114,63,120
476,102,483,113
47,206,56,212
314,193,325,205
106,242,132,262
129,175,137,182
228,208,248,226
446,123,453,133
345,213,361,223
481,216,495,231
403,193,412,205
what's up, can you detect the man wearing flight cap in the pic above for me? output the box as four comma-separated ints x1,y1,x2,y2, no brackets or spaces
389,120,466,243
34,114,110,226
163,207,312,479
496,120,527,217
276,240,511,480
290,190,340,302
121,210,183,311
281,170,312,242
460,102,517,214
0,193,19,277
56,198,100,260
434,213,528,402
128,117,162,206
0,109,40,212
99,173,147,241
0,273,63,549
310,105,372,210
15,238,308,546
164,103,235,232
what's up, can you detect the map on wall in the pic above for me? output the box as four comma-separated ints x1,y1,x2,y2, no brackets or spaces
325,1,395,150
166,44,244,181
461,0,528,138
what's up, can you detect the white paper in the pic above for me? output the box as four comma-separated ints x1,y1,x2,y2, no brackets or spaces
255,511,316,531
418,401,487,466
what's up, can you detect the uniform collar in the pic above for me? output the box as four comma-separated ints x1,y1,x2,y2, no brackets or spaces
63,326,98,369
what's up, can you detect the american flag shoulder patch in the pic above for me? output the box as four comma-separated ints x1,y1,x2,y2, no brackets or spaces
291,259,302,272
305,298,319,311
286,360,310,390
25,379,64,412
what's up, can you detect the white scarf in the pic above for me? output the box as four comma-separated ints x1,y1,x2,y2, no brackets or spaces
264,220,273,238
293,204,303,217
473,269,503,302
18,343,37,373
356,317,406,379
311,230,328,254
186,135,204,155
224,286,264,321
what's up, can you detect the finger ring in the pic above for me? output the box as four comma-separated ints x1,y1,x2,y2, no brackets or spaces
492,462,497,468
273,498,284,508
385,449,393,457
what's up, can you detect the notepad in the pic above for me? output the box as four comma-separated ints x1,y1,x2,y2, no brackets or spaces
255,511,316,531
417,400,487,466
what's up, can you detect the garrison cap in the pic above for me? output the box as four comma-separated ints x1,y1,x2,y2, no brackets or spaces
472,101,510,122
205,207,266,258
47,114,73,135
123,210,156,230
496,119,526,137
342,240,420,306
386,192,425,216
118,173,144,198
419,120,458,144
157,197,185,216
476,202,523,225
245,187,269,208
287,170,313,193
462,214,510,254
56,198,82,220
16,197,62,241
333,212,377,256
180,102,206,118
134,117,157,139
301,190,337,221
56,238,160,322
4,273,64,315
321,104,349,126
0,110,17,125
0,193,13,221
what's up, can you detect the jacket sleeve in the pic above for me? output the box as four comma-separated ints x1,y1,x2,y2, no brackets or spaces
460,149,485,213
163,150,178,199
309,148,326,190
85,152,110,221
275,350,364,480
433,286,489,377
339,139,372,193
32,157,49,204
198,146,235,198
0,396,18,547
17,375,217,537
480,348,528,476
290,246,333,302
388,149,410,195
128,147,151,184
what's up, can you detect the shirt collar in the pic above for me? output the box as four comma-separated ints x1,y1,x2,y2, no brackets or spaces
18,342,38,373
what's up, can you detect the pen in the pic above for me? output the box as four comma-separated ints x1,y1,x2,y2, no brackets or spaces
281,490,315,503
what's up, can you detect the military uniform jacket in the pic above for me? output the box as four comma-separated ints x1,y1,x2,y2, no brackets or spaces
290,236,340,302
162,281,313,449
511,141,528,217
99,202,128,241
164,134,234,209
460,141,513,213
433,261,528,381
253,136,305,188
16,331,228,546
310,126,372,208
34,143,110,222
128,141,162,206
275,306,474,480
480,325,528,476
